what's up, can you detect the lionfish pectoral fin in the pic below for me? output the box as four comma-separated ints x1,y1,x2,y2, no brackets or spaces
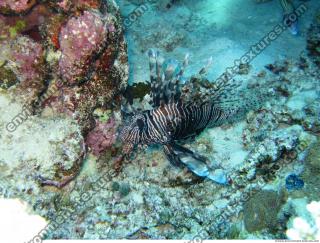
167,143,229,184
171,143,207,163
163,144,185,168
165,143,210,178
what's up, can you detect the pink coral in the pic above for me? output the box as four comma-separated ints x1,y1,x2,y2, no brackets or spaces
0,0,37,14
85,117,117,157
58,11,108,85
57,0,71,11
0,36,45,104
11,36,44,82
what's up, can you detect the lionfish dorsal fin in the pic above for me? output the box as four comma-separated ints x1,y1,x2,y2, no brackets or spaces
198,56,213,75
121,102,137,117
148,49,187,107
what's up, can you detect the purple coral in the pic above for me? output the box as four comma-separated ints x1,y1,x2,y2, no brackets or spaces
85,117,117,157
0,0,37,14
58,11,108,85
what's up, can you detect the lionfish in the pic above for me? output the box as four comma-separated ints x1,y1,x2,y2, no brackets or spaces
119,49,265,183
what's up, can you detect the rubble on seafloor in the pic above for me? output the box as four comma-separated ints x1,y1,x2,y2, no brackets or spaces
0,0,320,241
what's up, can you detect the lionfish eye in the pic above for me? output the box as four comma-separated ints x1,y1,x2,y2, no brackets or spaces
136,118,144,131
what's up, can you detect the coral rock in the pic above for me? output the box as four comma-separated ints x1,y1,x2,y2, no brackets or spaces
85,117,118,156
0,36,46,105
58,11,108,85
0,4,52,42
243,190,286,233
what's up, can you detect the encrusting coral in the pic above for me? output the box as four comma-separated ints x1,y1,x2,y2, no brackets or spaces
58,10,109,85
0,36,46,106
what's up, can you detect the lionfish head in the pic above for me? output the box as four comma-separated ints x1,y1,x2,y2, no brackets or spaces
119,113,147,150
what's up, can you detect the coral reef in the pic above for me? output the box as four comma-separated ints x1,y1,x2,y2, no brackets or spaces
0,0,320,241
0,4,53,42
0,93,86,191
304,138,320,171
0,0,128,220
54,0,102,13
28,51,318,240
40,2,128,134
299,138,320,201
0,0,128,139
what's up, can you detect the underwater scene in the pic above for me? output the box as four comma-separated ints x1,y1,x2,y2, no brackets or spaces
0,0,320,241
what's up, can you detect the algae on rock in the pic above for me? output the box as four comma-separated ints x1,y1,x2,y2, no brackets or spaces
243,190,287,233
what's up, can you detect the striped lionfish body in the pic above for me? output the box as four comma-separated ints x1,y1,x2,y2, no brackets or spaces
121,102,232,147
120,49,263,183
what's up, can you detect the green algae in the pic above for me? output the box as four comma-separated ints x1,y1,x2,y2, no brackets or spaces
9,20,26,39
93,108,112,123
